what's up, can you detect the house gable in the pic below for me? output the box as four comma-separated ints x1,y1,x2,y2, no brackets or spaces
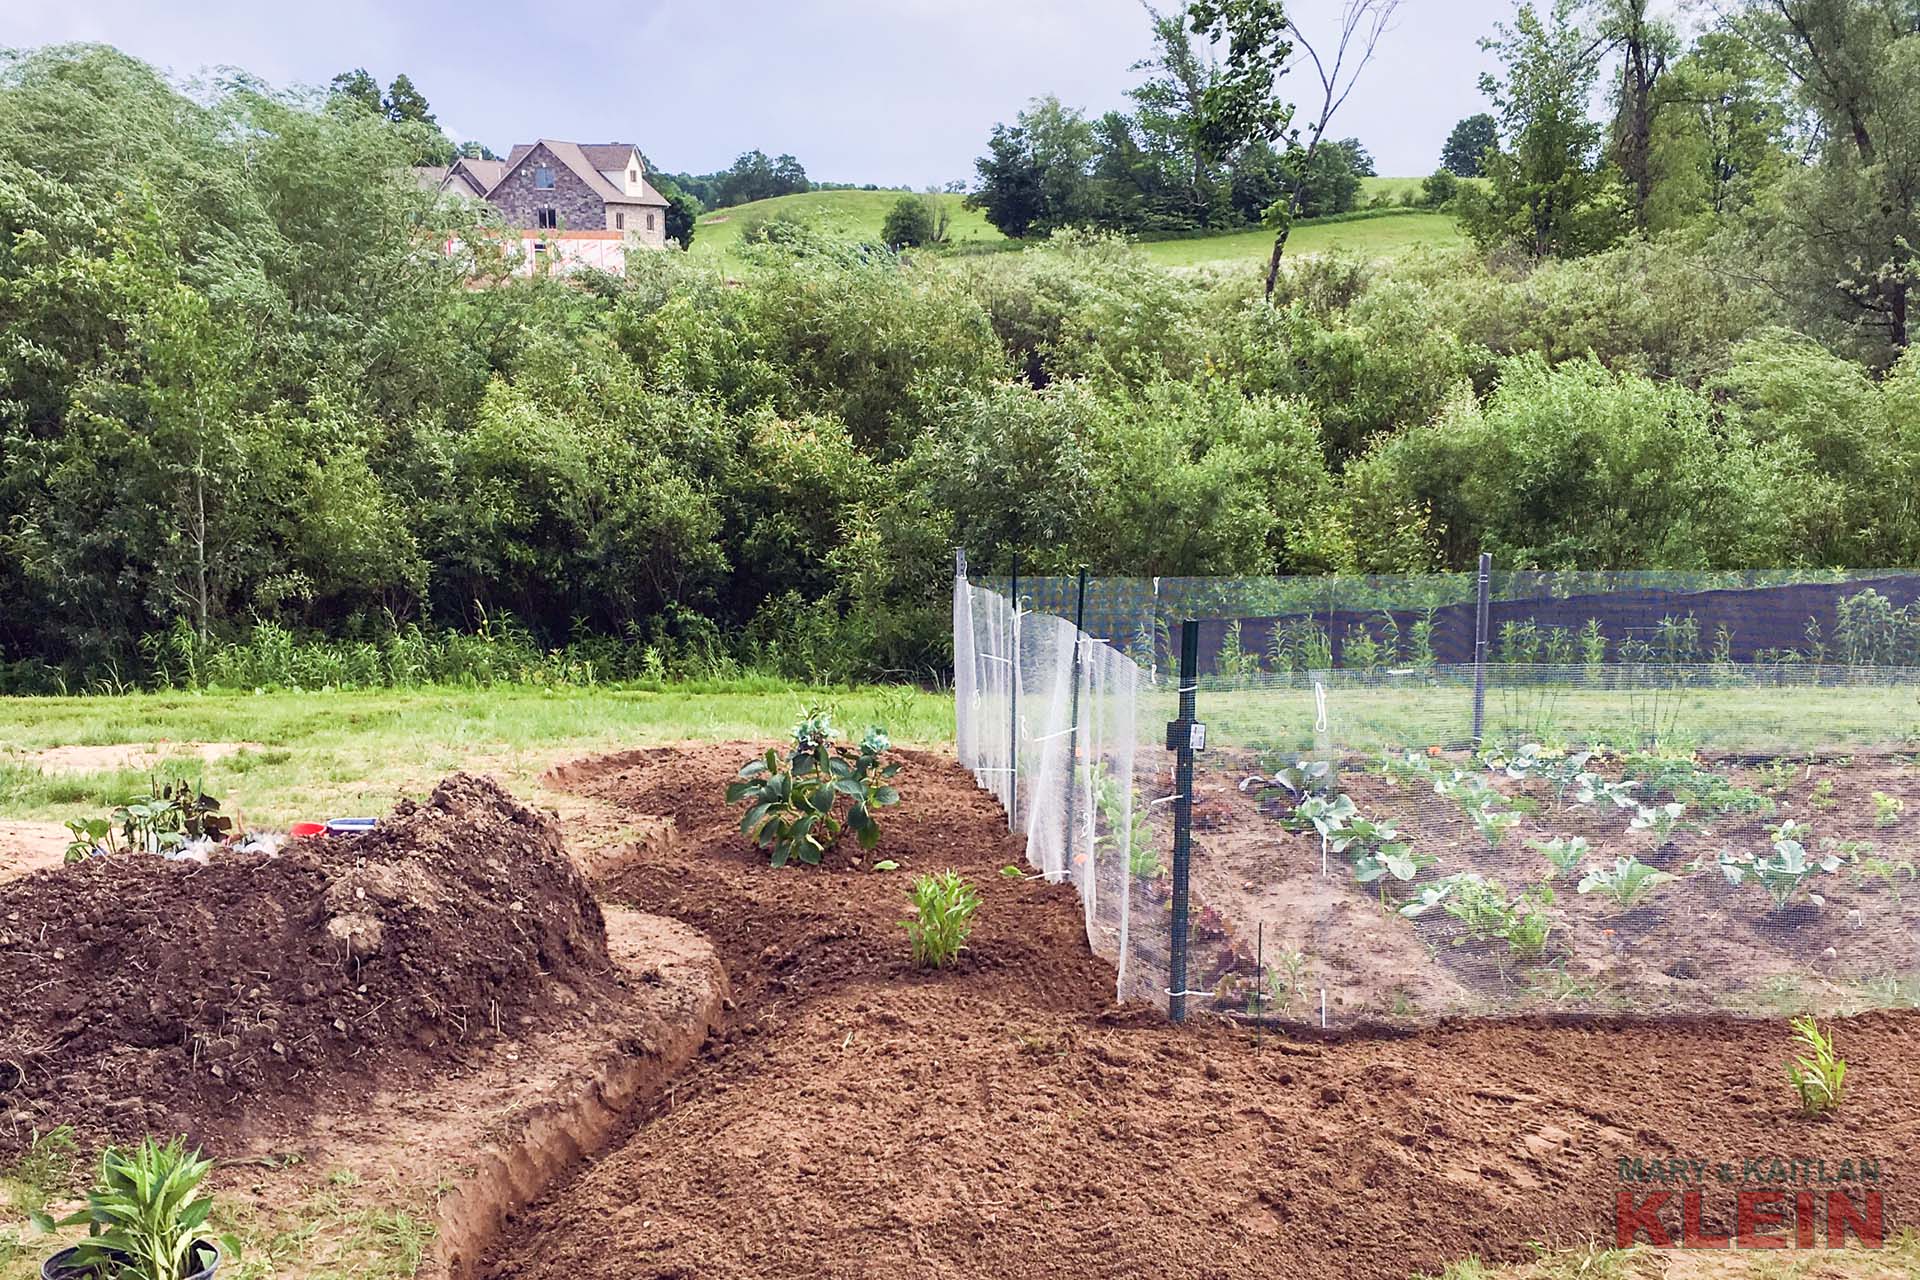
486,140,610,232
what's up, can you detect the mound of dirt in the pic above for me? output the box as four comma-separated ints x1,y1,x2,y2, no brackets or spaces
0,774,614,1153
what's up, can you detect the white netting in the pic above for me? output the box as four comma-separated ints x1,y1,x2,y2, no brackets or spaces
954,572,1158,1003
957,564,1920,1026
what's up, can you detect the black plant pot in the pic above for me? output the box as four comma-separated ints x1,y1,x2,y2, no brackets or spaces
41,1241,221,1280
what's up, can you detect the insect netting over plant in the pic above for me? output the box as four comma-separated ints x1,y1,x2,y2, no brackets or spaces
959,562,1920,1027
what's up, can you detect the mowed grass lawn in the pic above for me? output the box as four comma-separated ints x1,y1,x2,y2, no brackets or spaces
690,189,1007,264
1135,210,1464,270
0,683,956,828
687,184,1462,272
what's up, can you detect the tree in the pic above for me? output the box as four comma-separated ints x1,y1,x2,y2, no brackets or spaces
1189,0,1405,298
967,97,1103,238
882,193,938,247
328,68,381,115
457,139,501,161
381,73,435,126
1126,6,1231,228
1441,112,1499,176
1463,0,1625,259
1422,168,1460,206
1585,0,1679,228
664,191,700,248
1291,139,1364,215
1332,136,1377,176
1647,30,1790,226
1724,0,1920,358
771,153,810,195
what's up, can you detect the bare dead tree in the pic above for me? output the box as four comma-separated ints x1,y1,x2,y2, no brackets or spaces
1263,0,1404,298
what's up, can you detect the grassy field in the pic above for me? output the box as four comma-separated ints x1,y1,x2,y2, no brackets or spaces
1135,210,1464,270
689,189,1007,264
0,682,955,827
688,183,1462,272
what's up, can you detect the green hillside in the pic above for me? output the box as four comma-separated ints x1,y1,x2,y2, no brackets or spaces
689,190,1007,262
1136,210,1464,270
688,183,1461,271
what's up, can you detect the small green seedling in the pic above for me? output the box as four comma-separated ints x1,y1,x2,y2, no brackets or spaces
1532,836,1589,880
1401,874,1554,957
1629,801,1686,837
1786,1016,1845,1117
902,870,981,968
1577,856,1676,908
1874,791,1903,828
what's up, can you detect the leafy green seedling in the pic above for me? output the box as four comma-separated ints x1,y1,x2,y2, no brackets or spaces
1532,835,1589,880
1577,856,1676,908
902,870,981,968
1786,1016,1845,1117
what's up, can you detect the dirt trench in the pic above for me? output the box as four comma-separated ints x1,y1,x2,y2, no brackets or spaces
480,745,1920,1280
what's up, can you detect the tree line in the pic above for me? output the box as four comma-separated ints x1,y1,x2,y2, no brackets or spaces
2,1,1919,692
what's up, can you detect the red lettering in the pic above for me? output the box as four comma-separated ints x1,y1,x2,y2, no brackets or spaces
1796,1191,1815,1248
1682,1190,1729,1248
1617,1191,1672,1247
1738,1190,1788,1249
1829,1191,1885,1249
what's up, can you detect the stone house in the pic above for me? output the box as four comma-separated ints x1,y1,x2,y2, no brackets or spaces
422,139,671,253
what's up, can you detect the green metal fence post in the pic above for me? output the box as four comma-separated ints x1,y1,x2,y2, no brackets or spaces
1167,619,1202,1023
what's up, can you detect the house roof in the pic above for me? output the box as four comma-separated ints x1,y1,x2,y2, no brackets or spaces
489,140,667,207
453,157,505,193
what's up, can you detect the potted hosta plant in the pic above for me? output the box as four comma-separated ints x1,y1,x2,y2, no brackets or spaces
35,1137,232,1279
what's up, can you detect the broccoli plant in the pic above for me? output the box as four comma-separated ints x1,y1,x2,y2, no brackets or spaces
1718,821,1841,912
1401,873,1554,956
1629,801,1687,838
728,711,902,867
1531,835,1589,880
1245,758,1335,804
1295,794,1430,887
1573,773,1640,811
1577,856,1676,908
1435,771,1520,848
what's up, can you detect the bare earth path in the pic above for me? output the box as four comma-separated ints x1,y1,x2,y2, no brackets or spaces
483,745,1920,1280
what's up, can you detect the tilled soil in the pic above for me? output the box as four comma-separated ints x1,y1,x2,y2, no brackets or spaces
0,773,619,1153
487,745,1920,1280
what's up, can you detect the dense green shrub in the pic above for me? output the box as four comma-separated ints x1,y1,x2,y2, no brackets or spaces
6,44,1920,691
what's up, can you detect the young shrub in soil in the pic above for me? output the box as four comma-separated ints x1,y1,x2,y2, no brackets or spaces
728,711,902,867
34,1136,234,1279
902,870,981,968
1787,1016,1846,1117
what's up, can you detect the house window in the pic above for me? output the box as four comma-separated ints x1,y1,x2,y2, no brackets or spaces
536,207,557,229
615,211,625,230
533,165,555,189
629,168,637,185
646,212,656,231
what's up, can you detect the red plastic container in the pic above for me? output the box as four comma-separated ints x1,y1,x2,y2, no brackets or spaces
289,821,326,839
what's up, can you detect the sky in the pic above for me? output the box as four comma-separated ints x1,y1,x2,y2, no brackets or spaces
4,0,1513,185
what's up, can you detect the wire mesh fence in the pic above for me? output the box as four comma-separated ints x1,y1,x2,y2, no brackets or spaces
956,555,1920,1027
